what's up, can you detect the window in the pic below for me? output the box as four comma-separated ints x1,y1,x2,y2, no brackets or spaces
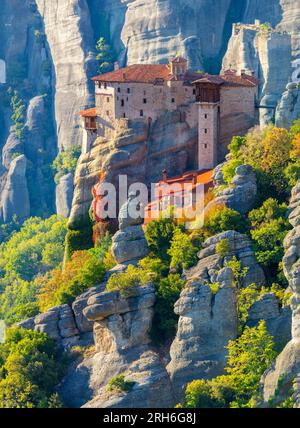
98,82,101,89
193,89,196,95
143,98,147,104
204,114,208,119
144,90,146,96
140,110,144,117
171,98,175,103
127,88,131,94
104,83,107,89
106,111,110,116
123,113,126,118
204,144,208,149
204,129,208,134
118,87,121,93
107,97,110,103
121,99,125,107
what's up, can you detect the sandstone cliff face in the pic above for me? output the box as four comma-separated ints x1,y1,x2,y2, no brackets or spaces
69,111,197,228
259,182,300,407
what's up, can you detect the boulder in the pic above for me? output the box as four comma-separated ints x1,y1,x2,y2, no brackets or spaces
167,267,238,400
206,164,257,215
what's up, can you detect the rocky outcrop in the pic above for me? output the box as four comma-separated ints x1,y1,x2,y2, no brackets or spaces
0,155,30,223
18,304,81,348
35,0,97,151
259,182,300,406
56,173,74,218
222,24,291,125
186,230,265,288
247,293,291,350
69,111,198,228
276,84,300,129
167,267,238,400
206,164,257,215
111,193,149,265
60,284,174,408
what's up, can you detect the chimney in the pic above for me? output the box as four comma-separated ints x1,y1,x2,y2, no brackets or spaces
162,169,168,182
114,61,119,71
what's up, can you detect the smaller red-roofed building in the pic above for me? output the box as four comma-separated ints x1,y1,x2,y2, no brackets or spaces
79,108,97,153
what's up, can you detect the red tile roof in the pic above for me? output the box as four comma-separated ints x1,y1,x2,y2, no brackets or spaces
80,108,97,117
193,71,259,88
92,64,173,84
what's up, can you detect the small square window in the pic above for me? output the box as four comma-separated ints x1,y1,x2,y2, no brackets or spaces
107,97,110,103
106,111,110,116
104,83,107,89
204,129,208,134
204,144,208,149
98,82,101,89
143,98,147,104
121,100,125,107
193,89,196,95
171,98,175,103
140,110,144,117
123,113,126,118
118,87,121,93
204,114,208,119
127,88,131,94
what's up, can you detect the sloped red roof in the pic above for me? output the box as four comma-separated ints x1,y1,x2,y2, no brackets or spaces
193,71,259,88
79,108,97,117
92,64,173,84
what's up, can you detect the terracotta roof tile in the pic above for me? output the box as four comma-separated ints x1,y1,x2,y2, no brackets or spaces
92,64,173,84
193,72,259,88
171,56,188,63
79,108,97,117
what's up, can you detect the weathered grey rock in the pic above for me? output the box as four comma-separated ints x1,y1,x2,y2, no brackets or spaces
61,284,174,408
247,293,292,350
260,182,300,406
2,129,24,170
0,155,30,223
205,164,257,215
185,230,265,288
222,24,291,126
56,173,74,218
167,267,238,400
17,304,79,343
111,195,149,264
72,284,106,333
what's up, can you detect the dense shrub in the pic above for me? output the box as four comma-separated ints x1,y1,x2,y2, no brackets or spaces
151,274,185,343
65,214,94,259
204,206,247,237
52,145,81,184
0,216,67,282
183,321,277,408
38,237,111,311
0,328,65,408
144,217,177,262
106,264,151,296
168,228,198,272
107,374,135,393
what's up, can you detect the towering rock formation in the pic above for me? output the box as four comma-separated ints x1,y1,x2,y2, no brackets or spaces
222,23,291,125
260,182,300,407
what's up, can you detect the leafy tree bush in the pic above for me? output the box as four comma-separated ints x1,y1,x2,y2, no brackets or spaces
0,216,67,282
0,276,39,326
248,199,290,283
106,264,151,296
183,321,277,408
0,328,64,408
96,37,115,74
151,274,185,343
9,89,26,140
168,228,198,272
144,217,177,262
204,206,247,237
38,238,110,311
65,214,94,259
107,373,136,393
52,145,81,184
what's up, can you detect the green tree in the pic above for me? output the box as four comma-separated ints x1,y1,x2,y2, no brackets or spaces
52,145,81,184
144,217,177,262
96,37,115,74
168,228,198,272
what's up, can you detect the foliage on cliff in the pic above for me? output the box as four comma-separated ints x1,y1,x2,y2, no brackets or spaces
52,145,81,184
0,328,65,408
183,321,277,408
